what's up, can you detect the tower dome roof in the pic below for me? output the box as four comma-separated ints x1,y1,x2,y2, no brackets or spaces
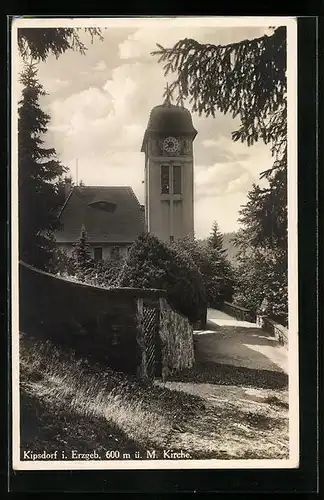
141,102,197,151
147,103,197,135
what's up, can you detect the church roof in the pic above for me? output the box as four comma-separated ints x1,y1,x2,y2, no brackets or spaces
141,103,197,151
56,186,145,244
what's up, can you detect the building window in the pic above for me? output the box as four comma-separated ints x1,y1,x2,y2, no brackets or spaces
173,165,182,194
88,201,116,213
161,165,170,194
94,247,103,261
111,246,121,260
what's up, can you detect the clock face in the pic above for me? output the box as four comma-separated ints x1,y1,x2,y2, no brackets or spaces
163,136,180,154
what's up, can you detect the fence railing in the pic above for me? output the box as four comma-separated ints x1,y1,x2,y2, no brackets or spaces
222,300,288,347
263,317,288,347
223,301,256,323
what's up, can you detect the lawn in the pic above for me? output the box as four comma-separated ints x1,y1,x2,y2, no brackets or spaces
19,332,289,461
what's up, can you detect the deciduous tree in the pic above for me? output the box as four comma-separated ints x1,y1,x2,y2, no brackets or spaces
173,235,222,307
118,232,206,323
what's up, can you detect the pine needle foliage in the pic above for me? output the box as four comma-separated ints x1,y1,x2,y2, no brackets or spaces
152,27,287,178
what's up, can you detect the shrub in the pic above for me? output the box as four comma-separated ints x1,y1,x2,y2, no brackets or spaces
173,236,221,307
47,246,75,276
52,253,123,288
49,226,123,288
87,258,124,288
232,246,288,325
174,235,234,308
118,233,206,323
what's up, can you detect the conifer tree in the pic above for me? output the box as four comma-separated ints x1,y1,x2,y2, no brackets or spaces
207,222,234,305
18,62,67,269
152,27,286,179
18,27,103,62
233,182,288,323
153,27,288,247
72,227,92,273
235,174,287,252
17,27,103,269
153,28,288,320
207,221,227,255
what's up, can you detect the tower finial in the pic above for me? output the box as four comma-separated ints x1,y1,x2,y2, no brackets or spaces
163,83,172,106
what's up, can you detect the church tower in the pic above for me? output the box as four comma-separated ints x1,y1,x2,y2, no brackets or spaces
141,97,197,243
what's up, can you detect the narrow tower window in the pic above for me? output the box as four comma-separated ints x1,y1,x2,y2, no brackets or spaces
161,165,170,194
173,165,182,194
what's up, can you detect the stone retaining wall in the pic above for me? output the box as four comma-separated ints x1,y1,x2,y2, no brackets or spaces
19,261,195,379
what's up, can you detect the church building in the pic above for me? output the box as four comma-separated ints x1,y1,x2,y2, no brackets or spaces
55,99,197,260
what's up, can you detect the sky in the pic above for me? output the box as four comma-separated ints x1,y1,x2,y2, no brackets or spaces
15,19,278,238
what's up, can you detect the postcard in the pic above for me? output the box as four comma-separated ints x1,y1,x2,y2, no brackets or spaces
11,15,299,472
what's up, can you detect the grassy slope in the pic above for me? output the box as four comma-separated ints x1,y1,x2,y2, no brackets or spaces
20,332,289,460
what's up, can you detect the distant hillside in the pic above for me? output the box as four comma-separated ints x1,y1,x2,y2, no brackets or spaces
222,232,239,263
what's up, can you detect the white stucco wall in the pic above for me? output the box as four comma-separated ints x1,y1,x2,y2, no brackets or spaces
146,150,194,242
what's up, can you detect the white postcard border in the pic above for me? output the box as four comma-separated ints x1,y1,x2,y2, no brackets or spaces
11,15,299,471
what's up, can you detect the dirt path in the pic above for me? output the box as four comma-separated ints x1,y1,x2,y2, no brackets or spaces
195,308,288,373
157,381,289,459
155,309,289,459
